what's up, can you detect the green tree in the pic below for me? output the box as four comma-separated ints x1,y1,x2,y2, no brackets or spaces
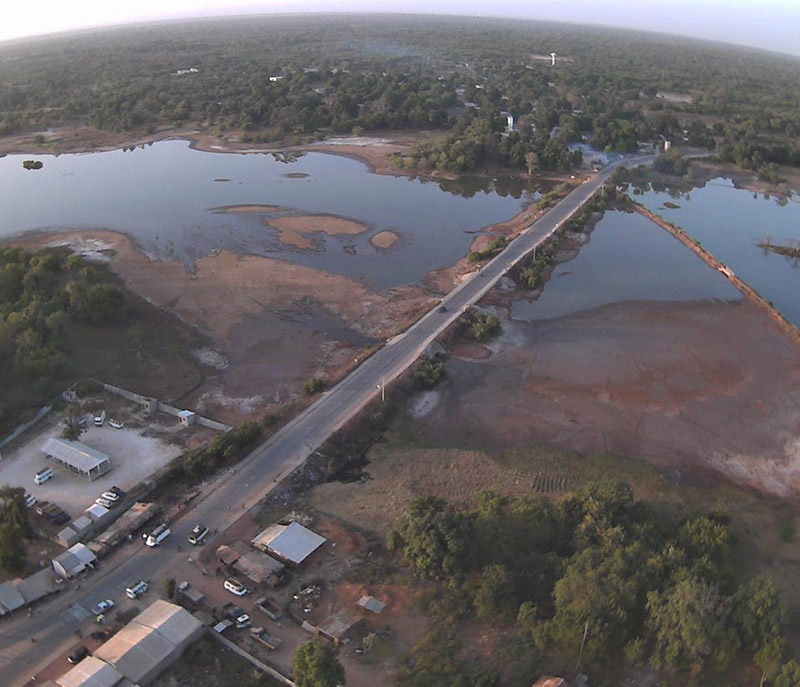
389,495,472,579
774,660,800,687
646,578,740,675
292,640,345,687
734,576,786,679
0,523,26,573
474,564,516,623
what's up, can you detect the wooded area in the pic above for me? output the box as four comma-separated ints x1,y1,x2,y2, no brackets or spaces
1,15,798,175
389,482,792,686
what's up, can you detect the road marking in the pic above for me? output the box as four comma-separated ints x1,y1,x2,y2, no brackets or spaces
67,604,90,621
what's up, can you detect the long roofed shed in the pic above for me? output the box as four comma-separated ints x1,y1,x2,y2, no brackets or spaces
41,437,111,480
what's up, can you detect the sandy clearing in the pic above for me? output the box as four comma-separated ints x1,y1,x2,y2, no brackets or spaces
370,230,399,249
267,214,370,250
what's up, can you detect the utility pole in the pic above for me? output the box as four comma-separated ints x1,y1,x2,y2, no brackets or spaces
377,377,386,402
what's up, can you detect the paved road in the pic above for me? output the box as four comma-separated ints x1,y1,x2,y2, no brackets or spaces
0,156,652,686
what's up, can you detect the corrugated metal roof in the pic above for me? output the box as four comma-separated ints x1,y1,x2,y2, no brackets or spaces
56,656,123,687
85,504,109,521
16,569,58,604
70,543,97,565
133,599,203,646
252,522,326,565
216,540,251,566
53,551,84,577
41,438,110,473
234,550,285,584
0,581,26,614
356,595,386,613
94,623,175,684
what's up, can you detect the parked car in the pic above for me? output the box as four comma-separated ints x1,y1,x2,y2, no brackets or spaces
76,416,88,428
109,419,123,429
223,578,248,597
101,491,120,502
125,580,148,599
109,486,126,498
144,523,171,547
438,305,447,313
34,467,53,485
91,599,114,616
95,497,114,509
93,410,106,427
223,603,252,628
67,646,90,664
188,524,209,545
25,494,37,508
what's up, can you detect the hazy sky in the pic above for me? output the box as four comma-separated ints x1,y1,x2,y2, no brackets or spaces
3,0,800,57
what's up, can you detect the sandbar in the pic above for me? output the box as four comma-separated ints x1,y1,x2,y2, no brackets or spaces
370,230,399,249
267,215,369,250
213,204,284,214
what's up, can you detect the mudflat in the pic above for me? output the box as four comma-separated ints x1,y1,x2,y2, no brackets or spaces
16,230,434,422
412,298,800,497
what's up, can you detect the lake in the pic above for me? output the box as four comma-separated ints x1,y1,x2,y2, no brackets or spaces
636,178,800,325
0,140,539,289
511,210,741,321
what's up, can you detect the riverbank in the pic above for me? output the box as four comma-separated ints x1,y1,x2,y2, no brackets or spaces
13,229,436,423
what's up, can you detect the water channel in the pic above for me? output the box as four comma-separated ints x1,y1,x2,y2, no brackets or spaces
511,210,741,321
636,178,800,325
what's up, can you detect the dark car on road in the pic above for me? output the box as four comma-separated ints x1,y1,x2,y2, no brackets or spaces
67,646,90,664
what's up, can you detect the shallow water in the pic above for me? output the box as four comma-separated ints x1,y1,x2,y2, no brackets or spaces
0,140,538,289
511,210,740,321
636,178,800,325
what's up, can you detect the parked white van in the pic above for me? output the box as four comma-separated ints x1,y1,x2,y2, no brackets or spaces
126,580,148,599
34,467,54,485
145,523,171,547
94,410,106,427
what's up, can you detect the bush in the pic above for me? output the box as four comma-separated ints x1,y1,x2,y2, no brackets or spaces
468,313,502,341
413,356,445,388
303,378,326,396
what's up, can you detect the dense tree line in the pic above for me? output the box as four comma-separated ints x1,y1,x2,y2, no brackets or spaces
1,16,799,173
0,248,125,377
388,481,793,684
0,485,31,573
0,247,126,434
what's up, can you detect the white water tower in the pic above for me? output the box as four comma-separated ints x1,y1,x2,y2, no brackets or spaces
550,52,557,67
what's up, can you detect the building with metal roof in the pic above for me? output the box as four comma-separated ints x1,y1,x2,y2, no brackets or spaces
316,608,362,645
93,600,204,685
41,437,111,481
0,581,26,615
356,595,386,614
16,568,59,604
53,542,97,579
251,521,326,566
217,541,285,587
56,656,125,687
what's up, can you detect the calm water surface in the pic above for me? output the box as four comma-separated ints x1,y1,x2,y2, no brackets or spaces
511,210,740,321
0,140,538,289
637,178,800,325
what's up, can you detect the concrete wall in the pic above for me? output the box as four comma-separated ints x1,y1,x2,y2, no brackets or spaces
91,379,232,432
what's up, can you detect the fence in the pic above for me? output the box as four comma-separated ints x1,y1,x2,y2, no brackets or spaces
90,379,232,432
